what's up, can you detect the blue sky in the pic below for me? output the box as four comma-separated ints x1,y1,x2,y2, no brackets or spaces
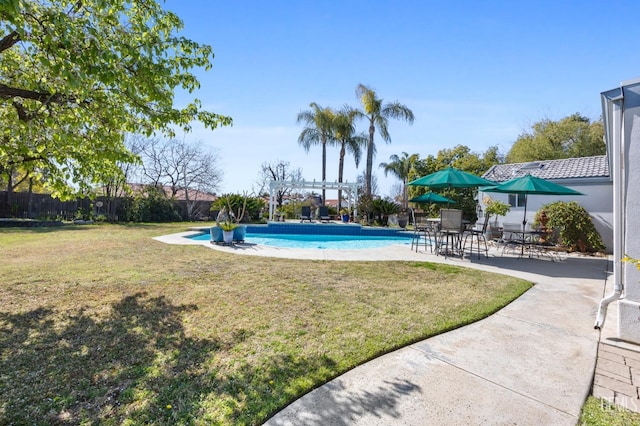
167,0,640,198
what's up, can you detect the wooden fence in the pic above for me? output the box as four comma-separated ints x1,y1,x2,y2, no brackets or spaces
0,191,214,221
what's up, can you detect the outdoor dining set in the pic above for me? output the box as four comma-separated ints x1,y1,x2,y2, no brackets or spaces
405,166,581,261
410,210,558,260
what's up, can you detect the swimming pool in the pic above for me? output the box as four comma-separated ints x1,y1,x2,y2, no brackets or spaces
189,223,413,250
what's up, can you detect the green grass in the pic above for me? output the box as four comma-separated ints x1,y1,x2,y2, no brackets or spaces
0,223,532,425
579,396,640,425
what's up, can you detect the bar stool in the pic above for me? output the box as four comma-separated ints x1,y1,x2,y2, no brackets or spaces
462,214,490,259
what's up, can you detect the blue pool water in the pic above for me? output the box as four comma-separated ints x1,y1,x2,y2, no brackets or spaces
189,226,413,250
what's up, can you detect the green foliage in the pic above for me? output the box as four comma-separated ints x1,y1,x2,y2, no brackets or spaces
535,201,604,253
506,113,605,163
623,255,640,271
483,197,511,219
370,198,400,225
0,0,232,198
128,185,181,222
380,152,419,208
408,145,503,221
212,194,265,222
355,83,415,197
372,198,400,215
218,220,237,231
580,396,640,426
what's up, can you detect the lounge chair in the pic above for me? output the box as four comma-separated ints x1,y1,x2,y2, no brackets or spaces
300,206,312,222
318,206,331,223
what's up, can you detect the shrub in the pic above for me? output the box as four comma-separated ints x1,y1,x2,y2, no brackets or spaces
130,186,182,222
212,194,265,222
535,201,604,253
371,198,400,226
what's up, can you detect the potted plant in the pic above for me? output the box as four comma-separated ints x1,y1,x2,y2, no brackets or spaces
340,208,350,223
215,196,248,244
219,219,237,244
482,196,510,240
397,209,409,229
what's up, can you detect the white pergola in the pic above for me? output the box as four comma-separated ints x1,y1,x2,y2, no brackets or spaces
268,180,359,220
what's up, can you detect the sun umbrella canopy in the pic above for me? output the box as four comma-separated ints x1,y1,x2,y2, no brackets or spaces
483,173,583,227
483,174,583,196
409,192,456,204
407,166,495,188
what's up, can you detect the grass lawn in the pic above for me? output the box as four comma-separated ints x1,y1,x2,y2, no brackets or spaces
0,223,532,425
580,396,640,425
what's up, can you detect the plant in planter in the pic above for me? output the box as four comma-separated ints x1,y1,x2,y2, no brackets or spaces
397,209,409,229
217,213,237,244
482,196,510,239
339,208,350,223
215,196,248,244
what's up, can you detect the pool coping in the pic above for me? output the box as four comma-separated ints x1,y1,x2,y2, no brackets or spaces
153,229,428,261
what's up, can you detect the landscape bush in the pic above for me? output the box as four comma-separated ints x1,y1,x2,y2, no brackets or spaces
212,194,265,222
535,201,604,253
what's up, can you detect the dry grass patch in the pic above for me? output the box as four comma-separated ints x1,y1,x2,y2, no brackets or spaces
0,223,531,425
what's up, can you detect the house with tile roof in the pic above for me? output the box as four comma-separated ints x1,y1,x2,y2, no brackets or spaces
478,155,612,251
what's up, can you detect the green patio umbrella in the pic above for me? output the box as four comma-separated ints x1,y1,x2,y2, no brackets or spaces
483,173,583,227
409,192,456,204
407,166,495,188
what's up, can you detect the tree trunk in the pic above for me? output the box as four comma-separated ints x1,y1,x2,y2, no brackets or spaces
321,137,327,205
27,177,33,218
338,144,345,212
365,119,375,197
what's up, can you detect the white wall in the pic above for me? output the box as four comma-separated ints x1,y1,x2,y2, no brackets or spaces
623,93,640,300
479,180,613,252
601,80,640,344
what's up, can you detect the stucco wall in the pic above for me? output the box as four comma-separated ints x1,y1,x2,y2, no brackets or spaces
479,181,613,252
623,88,640,299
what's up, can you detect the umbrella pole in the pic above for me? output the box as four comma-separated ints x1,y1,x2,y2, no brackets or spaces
521,195,528,257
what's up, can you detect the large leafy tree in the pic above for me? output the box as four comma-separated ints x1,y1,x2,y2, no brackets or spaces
0,0,231,199
355,83,414,198
379,152,419,209
296,102,335,205
506,113,605,163
410,145,502,219
332,105,366,212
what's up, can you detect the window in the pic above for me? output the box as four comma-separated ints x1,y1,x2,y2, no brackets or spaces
508,194,526,207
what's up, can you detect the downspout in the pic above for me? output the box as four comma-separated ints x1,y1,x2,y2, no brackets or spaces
595,91,625,329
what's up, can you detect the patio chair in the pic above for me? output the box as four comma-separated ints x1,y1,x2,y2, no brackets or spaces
501,222,525,256
437,208,463,257
318,206,331,223
410,209,436,253
300,205,312,223
462,213,490,259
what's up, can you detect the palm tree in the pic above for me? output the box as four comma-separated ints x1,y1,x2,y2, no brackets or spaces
355,84,415,198
379,152,419,209
332,106,367,212
297,103,336,205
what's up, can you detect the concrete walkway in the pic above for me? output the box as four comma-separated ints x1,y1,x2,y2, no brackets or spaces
156,231,611,424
